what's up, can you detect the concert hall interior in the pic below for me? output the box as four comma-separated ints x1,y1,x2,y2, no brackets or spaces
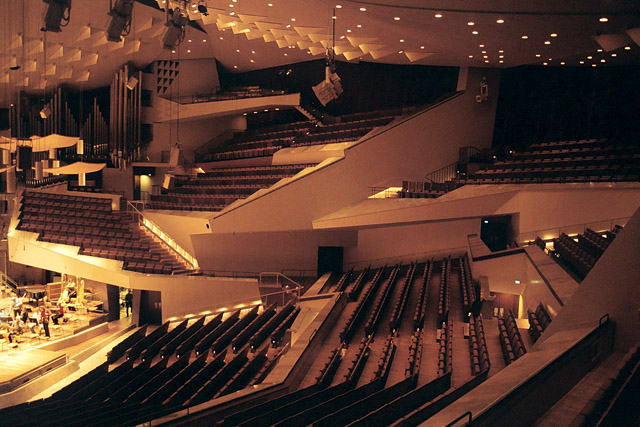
0,0,639,425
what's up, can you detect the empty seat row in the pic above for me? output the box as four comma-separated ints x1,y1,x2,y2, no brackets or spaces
498,310,526,365
468,315,490,375
389,262,416,334
527,302,552,343
413,260,432,331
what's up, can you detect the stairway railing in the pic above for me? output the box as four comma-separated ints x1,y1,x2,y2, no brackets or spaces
125,201,199,270
0,271,19,294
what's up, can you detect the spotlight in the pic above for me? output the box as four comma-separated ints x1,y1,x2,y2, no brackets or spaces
197,0,208,16
40,104,52,119
162,7,189,50
42,0,71,32
107,0,134,42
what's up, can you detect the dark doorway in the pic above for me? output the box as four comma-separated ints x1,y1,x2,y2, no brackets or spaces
106,285,120,321
138,290,162,325
480,215,513,251
317,246,343,279
492,292,519,318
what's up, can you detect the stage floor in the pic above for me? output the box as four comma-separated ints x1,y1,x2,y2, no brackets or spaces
0,348,67,394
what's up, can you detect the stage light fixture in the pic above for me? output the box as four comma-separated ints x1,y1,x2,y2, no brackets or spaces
107,0,134,42
42,0,71,32
162,6,189,50
197,0,208,15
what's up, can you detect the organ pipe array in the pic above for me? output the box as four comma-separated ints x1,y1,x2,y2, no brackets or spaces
80,98,109,157
9,87,80,139
110,65,142,164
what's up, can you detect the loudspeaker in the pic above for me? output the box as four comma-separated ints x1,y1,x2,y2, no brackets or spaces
126,76,138,90
169,145,183,167
162,174,175,190
17,146,32,170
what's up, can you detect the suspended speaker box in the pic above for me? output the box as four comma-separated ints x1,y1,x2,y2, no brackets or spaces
17,146,33,171
169,145,183,167
162,174,175,190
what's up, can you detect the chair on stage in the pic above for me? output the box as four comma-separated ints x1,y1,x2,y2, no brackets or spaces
8,341,19,355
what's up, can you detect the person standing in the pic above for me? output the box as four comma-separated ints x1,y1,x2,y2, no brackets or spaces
40,306,51,338
125,290,133,317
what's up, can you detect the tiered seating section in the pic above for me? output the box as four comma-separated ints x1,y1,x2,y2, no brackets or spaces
199,108,402,163
190,86,286,103
527,303,552,343
470,138,640,184
399,137,639,199
148,164,312,212
468,315,490,375
0,303,301,426
437,257,450,326
498,310,527,365
552,227,619,280
437,319,453,377
17,191,190,274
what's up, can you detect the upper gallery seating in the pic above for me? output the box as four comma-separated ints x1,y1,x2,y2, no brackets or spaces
17,191,192,274
147,164,313,212
188,86,287,104
527,303,552,343
398,137,640,199
198,107,404,163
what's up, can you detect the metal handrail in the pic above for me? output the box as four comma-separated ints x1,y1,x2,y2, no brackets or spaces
445,411,472,427
125,200,199,270
0,271,19,294
259,272,303,290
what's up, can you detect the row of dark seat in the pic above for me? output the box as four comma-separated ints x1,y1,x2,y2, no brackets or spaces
371,336,396,383
498,310,526,365
527,302,552,343
413,260,432,331
437,319,453,377
554,232,598,279
335,267,354,293
316,346,343,387
468,315,490,375
348,266,370,300
437,257,451,326
343,336,372,386
390,262,417,334
405,330,423,379
459,254,476,315
364,265,400,337
339,267,384,344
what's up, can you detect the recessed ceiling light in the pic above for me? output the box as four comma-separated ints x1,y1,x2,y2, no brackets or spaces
357,24,362,28
236,49,240,52
611,53,617,57
399,39,404,42
347,29,351,33
291,18,296,21
535,54,541,57
479,44,485,48
394,17,400,21
171,50,175,53
336,4,342,8
472,31,478,35
544,41,551,45
521,35,528,39
230,11,235,15
483,55,488,58
543,62,548,66
187,49,191,53
220,36,224,40
228,4,233,7
601,59,606,63
420,46,425,49
624,46,631,50
580,60,584,64
434,13,442,18
499,55,504,58
560,61,565,65
496,19,504,24
481,50,486,53
359,7,366,11
587,55,593,59
332,15,336,19
469,55,473,58
597,48,603,52
202,39,206,42
548,58,552,61
398,50,403,54
499,60,504,63
340,35,345,39
284,53,288,56
468,22,474,26
286,24,291,28
251,50,255,54
268,3,273,6
250,59,254,63
498,50,504,53
550,33,557,37
592,63,597,67
599,17,608,22
485,60,489,63
188,39,192,42
234,65,238,69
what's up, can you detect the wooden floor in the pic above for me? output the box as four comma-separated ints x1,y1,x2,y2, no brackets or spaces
0,348,67,394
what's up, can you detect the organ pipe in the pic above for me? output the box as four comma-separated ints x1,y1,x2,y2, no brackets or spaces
110,66,142,165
